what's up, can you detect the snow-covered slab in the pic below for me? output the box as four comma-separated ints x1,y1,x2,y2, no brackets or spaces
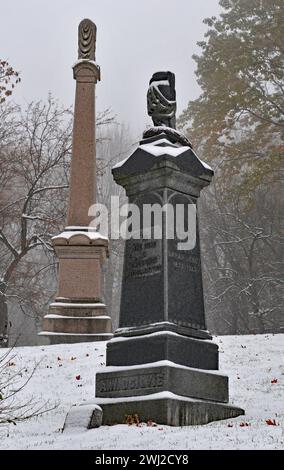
52,230,108,244
110,329,214,345
94,391,211,405
44,314,110,320
97,359,226,377
38,331,112,337
49,302,106,308
63,404,102,432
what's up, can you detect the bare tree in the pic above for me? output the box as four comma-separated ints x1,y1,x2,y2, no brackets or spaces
0,347,56,424
0,96,72,346
200,179,283,335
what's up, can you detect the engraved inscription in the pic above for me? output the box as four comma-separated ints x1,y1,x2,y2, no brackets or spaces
169,250,201,273
125,239,162,279
98,372,165,393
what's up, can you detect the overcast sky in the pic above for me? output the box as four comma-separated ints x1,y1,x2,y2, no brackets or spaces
1,0,221,136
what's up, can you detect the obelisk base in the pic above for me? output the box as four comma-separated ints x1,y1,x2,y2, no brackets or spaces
39,300,113,344
39,229,113,343
93,393,244,427
107,331,218,369
93,330,244,426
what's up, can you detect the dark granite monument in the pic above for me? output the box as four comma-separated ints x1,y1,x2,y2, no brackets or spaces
93,72,244,426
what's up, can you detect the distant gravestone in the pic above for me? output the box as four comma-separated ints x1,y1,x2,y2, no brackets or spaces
92,72,244,426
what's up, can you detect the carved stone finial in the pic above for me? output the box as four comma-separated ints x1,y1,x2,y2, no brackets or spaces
147,71,177,129
78,18,96,61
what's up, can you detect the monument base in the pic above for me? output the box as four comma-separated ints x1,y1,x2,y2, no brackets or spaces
39,229,113,343
107,332,218,369
96,362,228,402
94,329,244,426
39,332,113,344
93,393,244,426
39,300,113,343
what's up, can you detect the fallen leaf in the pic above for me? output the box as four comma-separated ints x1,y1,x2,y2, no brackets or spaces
266,419,277,426
271,378,278,384
147,420,157,427
75,375,81,380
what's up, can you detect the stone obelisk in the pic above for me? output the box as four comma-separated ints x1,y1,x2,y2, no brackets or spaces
39,19,112,343
92,72,244,426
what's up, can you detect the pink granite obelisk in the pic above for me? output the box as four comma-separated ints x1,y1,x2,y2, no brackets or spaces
40,19,113,343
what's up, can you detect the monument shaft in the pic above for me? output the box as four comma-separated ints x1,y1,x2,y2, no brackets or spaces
67,65,97,226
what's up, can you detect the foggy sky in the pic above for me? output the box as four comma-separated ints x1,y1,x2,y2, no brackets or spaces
1,0,221,137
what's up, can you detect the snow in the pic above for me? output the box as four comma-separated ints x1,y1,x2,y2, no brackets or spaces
72,59,99,68
191,148,213,171
38,332,111,337
110,329,213,345
63,404,102,432
49,302,106,308
149,80,170,87
0,334,283,450
94,391,223,405
140,142,189,157
44,315,110,320
113,138,212,172
96,359,226,377
52,230,108,241
142,137,178,147
112,156,129,169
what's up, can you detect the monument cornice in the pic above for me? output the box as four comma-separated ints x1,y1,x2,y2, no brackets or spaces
73,59,101,82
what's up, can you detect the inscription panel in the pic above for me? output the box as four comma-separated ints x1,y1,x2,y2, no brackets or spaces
96,371,166,397
120,191,165,328
169,250,201,273
125,238,162,279
166,191,205,329
168,232,206,330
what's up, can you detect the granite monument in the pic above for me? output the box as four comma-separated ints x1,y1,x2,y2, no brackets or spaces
92,72,244,425
39,19,113,343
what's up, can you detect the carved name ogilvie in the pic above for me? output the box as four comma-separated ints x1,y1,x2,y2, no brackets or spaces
98,372,165,393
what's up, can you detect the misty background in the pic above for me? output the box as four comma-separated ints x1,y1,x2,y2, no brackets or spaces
1,0,220,135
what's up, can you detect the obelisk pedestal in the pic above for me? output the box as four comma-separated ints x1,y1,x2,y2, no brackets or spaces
39,19,112,343
92,72,243,425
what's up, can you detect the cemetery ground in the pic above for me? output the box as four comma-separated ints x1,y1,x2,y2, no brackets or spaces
0,333,283,450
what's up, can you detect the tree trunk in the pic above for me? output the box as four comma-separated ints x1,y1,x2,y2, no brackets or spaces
0,284,8,348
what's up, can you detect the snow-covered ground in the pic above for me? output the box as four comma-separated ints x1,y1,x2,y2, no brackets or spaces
0,334,283,450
